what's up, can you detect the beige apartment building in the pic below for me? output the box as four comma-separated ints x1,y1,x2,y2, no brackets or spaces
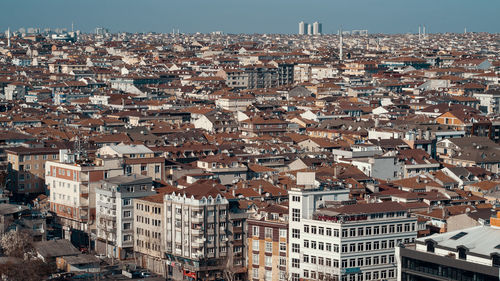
6,146,59,196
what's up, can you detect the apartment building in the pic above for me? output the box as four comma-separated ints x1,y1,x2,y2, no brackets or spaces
6,146,59,196
248,204,289,281
163,183,230,281
288,188,417,281
396,212,500,281
239,117,288,137
98,144,165,181
96,174,155,259
197,154,248,185
46,150,123,245
134,193,166,276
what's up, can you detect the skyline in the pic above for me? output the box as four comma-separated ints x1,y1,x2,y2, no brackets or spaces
1,0,500,34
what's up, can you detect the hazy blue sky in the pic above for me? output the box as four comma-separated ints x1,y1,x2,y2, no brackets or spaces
1,0,499,34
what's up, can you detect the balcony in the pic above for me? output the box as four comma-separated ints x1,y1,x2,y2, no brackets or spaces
192,238,205,247
191,214,204,223
192,228,203,235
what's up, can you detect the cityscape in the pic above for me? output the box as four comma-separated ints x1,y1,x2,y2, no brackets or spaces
0,4,499,281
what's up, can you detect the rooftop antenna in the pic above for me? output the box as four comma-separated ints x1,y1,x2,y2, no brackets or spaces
7,27,10,48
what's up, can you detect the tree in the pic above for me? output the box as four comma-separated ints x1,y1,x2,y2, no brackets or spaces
0,230,34,258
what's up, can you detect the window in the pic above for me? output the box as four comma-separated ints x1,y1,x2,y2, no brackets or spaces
381,255,387,264
373,226,379,235
303,254,309,263
493,254,500,268
123,211,131,217
458,247,467,260
365,257,371,266
326,228,332,236
279,229,286,238
357,243,364,251
292,208,300,222
311,241,316,249
426,241,435,253
265,242,272,252
350,243,356,252
318,242,324,251
304,225,309,233
334,244,339,253
350,228,356,237
280,256,286,266
334,229,339,237
358,227,364,236
123,235,131,241
292,258,300,268
252,226,259,237
123,223,131,230
342,229,348,237
292,243,300,253
280,242,286,252
265,227,273,239
374,241,379,250
304,240,309,248
303,270,309,278
252,240,259,251
326,243,332,251
253,268,259,279
342,244,347,253
123,199,131,206
373,256,379,265
265,256,272,267
292,195,300,202
318,227,324,235
365,227,371,235
358,258,364,267
311,226,317,234
292,228,300,239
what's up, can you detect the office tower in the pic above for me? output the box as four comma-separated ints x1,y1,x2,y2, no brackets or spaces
313,22,322,35
299,21,306,35
307,24,313,35
7,27,10,48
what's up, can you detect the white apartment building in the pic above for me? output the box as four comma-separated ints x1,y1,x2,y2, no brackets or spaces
46,150,123,243
95,174,155,259
288,188,417,281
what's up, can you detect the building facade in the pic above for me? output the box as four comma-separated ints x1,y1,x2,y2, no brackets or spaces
96,174,155,259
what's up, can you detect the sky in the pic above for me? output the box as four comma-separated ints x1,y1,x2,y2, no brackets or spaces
1,0,499,34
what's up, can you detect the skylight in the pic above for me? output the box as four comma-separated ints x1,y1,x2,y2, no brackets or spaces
450,232,468,240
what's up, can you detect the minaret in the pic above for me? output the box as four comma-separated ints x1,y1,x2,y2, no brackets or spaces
339,27,343,61
423,25,426,39
7,27,10,48
418,25,421,41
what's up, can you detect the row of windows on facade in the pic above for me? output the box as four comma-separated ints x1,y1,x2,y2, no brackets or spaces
17,154,57,162
136,239,161,252
293,222,415,239
300,253,395,268
136,227,161,239
298,269,395,281
168,207,227,217
300,237,415,253
251,268,287,281
136,215,161,226
125,165,161,173
136,203,161,214
19,163,45,171
252,254,287,267
252,240,287,252
251,225,287,239
292,208,407,222
18,182,40,190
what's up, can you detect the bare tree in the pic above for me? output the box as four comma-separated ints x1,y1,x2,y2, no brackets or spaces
0,230,34,258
